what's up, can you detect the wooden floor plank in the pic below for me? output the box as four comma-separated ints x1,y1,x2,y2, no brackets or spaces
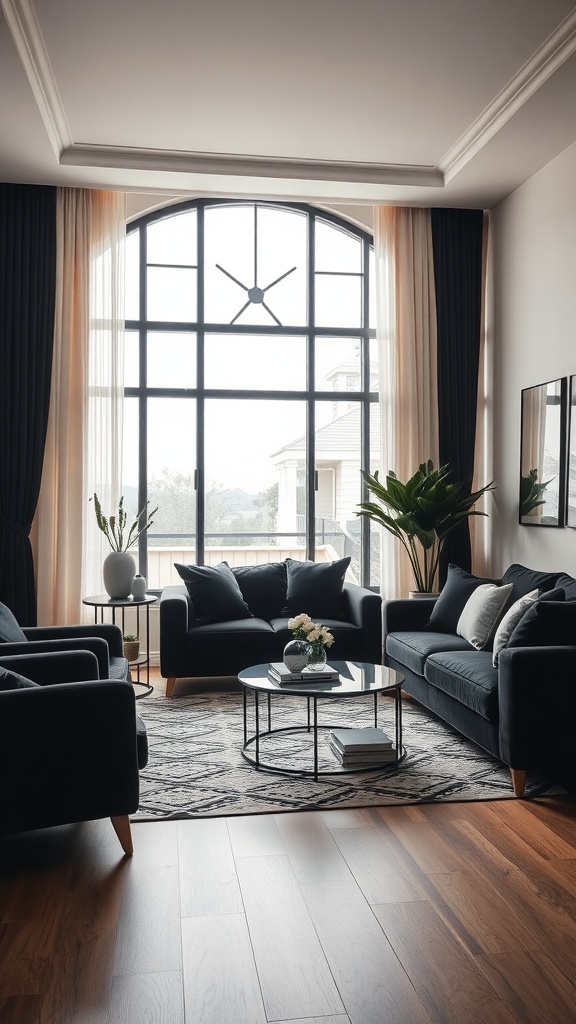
376,804,476,875
329,824,428,905
374,900,517,1024
178,819,242,918
236,854,344,1020
108,971,184,1024
0,995,44,1024
181,914,266,1024
274,810,353,884
300,873,435,1024
113,822,182,978
477,948,576,1024
226,813,286,858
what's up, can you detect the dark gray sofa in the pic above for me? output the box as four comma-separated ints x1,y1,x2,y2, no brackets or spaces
383,563,576,796
160,558,382,697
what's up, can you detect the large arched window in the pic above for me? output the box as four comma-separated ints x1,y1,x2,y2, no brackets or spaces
124,200,380,589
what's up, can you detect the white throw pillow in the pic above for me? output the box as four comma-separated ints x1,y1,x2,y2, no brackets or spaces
456,582,513,650
491,588,540,667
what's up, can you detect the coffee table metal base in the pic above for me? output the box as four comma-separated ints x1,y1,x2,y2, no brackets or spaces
241,685,405,781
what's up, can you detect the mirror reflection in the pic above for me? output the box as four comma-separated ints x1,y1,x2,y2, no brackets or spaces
566,375,576,527
519,378,566,526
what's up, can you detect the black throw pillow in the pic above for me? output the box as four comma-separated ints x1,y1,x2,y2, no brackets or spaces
552,572,576,600
174,562,253,626
500,563,560,602
0,667,38,690
282,557,351,620
426,564,500,634
0,602,27,643
507,590,574,649
231,562,287,621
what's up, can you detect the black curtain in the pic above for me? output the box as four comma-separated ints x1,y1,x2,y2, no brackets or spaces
0,184,56,624
431,208,484,584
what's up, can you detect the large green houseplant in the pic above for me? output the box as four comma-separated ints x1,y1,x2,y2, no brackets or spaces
357,461,494,593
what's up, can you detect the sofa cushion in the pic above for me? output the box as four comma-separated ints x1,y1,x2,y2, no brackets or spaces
424,651,499,722
426,565,499,634
0,603,27,643
175,562,253,626
0,667,38,690
282,557,351,619
456,583,513,650
507,594,576,650
232,562,287,620
386,630,473,677
491,588,540,667
184,616,277,665
500,563,560,601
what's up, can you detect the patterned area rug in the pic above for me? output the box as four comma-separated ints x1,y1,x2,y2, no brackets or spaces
133,686,553,820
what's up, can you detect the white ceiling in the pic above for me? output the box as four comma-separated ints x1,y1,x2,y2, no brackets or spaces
2,0,576,211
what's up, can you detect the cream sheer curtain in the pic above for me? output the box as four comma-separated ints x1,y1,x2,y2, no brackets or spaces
373,207,439,599
34,189,126,624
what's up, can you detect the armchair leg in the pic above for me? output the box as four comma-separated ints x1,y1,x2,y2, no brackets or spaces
165,676,176,698
111,815,134,855
510,768,526,798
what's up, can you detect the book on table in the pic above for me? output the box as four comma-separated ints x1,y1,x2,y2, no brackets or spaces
329,740,397,766
329,727,393,753
268,662,340,684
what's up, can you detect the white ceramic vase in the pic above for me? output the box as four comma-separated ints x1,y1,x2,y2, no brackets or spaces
103,551,135,600
131,574,147,600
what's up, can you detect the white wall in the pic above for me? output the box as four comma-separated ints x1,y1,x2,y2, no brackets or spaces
491,141,576,576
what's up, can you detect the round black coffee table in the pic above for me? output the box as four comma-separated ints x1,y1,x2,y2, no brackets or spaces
238,661,405,780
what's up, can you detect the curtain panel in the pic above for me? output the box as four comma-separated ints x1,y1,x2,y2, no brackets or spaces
0,184,56,624
374,205,486,598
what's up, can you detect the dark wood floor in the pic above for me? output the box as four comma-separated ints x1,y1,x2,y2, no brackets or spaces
2,679,576,1023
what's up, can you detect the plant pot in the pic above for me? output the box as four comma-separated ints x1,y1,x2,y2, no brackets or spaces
103,551,136,599
123,639,140,662
408,591,440,599
283,639,311,672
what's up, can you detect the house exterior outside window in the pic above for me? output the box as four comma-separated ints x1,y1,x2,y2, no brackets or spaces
124,200,381,589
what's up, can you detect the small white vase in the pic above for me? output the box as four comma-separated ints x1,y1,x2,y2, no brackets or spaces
103,551,135,600
131,574,147,600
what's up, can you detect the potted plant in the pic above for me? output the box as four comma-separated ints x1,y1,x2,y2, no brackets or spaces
123,634,140,662
91,494,158,600
357,461,494,594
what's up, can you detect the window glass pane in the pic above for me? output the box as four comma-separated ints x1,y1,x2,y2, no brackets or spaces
369,400,381,588
255,206,307,325
315,274,362,328
315,337,361,392
147,332,196,388
146,398,196,588
147,210,197,265
121,397,139,522
125,229,139,321
147,267,196,322
205,334,305,390
316,219,362,273
369,247,376,330
314,399,359,579
369,337,379,392
204,398,306,564
124,330,139,388
204,204,255,323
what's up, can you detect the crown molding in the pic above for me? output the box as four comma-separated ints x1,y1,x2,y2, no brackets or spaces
440,7,576,182
1,0,71,156
60,144,444,187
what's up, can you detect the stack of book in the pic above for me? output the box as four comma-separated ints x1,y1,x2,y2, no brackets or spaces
329,727,396,766
267,663,341,684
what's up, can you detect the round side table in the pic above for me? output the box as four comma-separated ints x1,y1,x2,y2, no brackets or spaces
82,594,157,698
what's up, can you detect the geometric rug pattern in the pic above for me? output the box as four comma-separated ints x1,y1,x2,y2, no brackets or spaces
132,688,534,820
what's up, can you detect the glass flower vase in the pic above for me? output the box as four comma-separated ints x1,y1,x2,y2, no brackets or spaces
283,638,311,672
307,643,328,671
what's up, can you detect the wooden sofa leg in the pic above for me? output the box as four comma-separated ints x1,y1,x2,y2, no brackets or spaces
510,768,526,798
111,815,134,855
165,677,176,698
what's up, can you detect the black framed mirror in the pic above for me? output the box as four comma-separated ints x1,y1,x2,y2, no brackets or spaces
566,375,576,527
519,377,566,526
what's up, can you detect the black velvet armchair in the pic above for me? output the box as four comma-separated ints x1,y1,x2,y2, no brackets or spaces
0,654,148,855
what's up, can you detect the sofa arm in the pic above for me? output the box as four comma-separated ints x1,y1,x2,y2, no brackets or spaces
383,598,437,635
0,650,100,683
160,585,193,678
343,583,383,663
0,680,140,835
0,637,110,678
24,622,124,657
498,646,576,785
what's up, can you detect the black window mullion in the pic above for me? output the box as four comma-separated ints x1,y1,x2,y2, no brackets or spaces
306,212,316,561
196,203,205,565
